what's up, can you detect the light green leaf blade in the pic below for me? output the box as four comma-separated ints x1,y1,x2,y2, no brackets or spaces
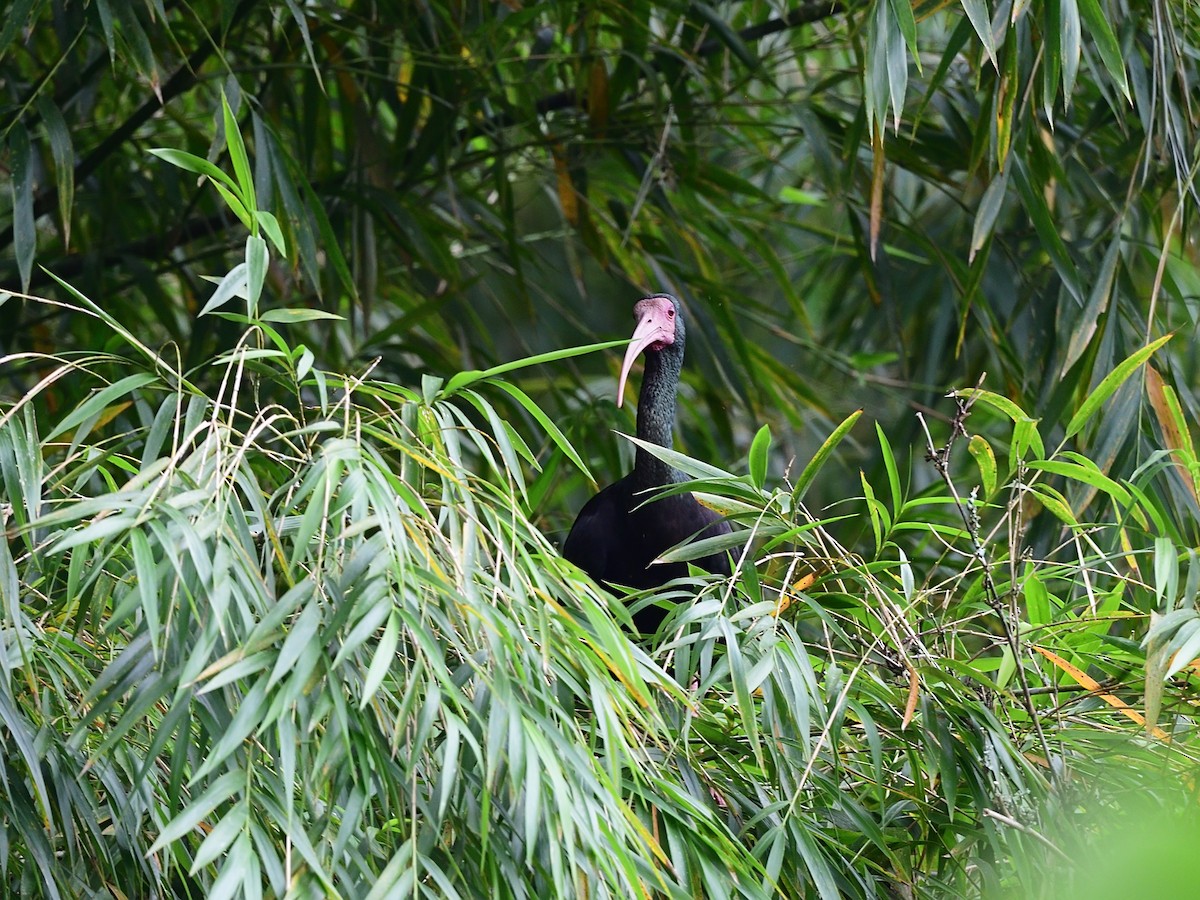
1078,0,1128,98
222,91,256,219
149,147,239,192
9,124,35,291
259,308,344,323
793,409,863,502
960,0,998,68
748,423,771,490
1064,334,1173,440
443,339,625,396
44,373,159,442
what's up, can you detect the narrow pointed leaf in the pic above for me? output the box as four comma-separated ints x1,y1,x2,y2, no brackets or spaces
1064,334,1173,440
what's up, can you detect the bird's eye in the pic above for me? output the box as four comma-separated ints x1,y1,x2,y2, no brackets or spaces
668,308,675,318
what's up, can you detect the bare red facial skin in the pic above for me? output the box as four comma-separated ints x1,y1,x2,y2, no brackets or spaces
617,296,676,407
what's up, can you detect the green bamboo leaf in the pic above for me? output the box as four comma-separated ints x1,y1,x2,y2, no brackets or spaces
44,373,158,442
360,611,400,707
191,678,269,782
0,511,20,631
622,433,735,481
259,308,344,323
212,180,254,232
890,0,919,63
968,435,997,497
722,621,764,771
283,0,322,79
748,423,771,490
1012,416,1046,461
1059,0,1082,98
955,388,1027,422
148,147,240,192
9,123,35,291
970,168,1009,263
960,0,997,69
294,161,356,301
864,0,891,132
1040,3,1061,121
443,339,625,395
94,0,115,57
1153,536,1178,609
295,346,315,381
199,263,248,317
0,0,39,62
866,0,909,130
692,2,758,69
267,602,322,689
876,422,902,515
222,91,256,220
262,126,321,288
190,802,248,873
245,234,267,317
131,529,161,653
1013,158,1083,302
1024,571,1052,626
208,831,255,900
1026,459,1131,507
490,381,593,482
460,390,529,496
1061,234,1122,376
885,4,907,126
1163,615,1200,680
149,770,243,852
793,409,863,502
290,462,337,569
113,2,158,92
196,653,274,695
1030,484,1077,525
1064,334,1173,440
256,210,287,256
37,97,75,248
1077,0,1129,98
436,715,466,823
0,690,53,829
913,15,975,132
861,471,883,552
898,546,914,600
656,527,745,564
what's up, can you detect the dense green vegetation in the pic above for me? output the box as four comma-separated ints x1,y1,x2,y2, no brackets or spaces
2,1,1198,896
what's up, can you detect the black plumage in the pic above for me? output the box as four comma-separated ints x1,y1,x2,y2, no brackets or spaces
564,294,734,634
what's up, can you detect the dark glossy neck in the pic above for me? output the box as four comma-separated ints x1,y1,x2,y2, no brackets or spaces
633,348,683,489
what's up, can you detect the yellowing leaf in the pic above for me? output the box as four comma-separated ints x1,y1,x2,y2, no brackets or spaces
870,131,885,261
1033,645,1170,741
552,144,578,225
588,59,609,137
968,434,997,497
1146,365,1200,506
902,663,919,730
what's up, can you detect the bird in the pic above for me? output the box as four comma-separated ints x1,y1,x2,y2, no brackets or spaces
564,293,736,634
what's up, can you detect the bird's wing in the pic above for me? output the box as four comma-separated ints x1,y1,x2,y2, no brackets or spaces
562,487,616,582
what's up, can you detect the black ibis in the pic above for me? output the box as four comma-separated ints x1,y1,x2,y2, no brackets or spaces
564,293,735,633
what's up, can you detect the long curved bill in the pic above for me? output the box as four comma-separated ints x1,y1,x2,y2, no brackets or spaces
617,303,675,407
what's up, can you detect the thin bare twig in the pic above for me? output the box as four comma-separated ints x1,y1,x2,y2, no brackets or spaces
917,379,1057,779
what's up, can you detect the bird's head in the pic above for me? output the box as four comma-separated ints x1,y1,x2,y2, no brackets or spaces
617,293,684,407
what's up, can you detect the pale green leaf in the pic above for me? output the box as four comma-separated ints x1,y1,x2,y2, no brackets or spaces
1064,334,1173,440
748,423,771,490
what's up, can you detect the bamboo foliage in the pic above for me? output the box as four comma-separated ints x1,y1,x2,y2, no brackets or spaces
2,1,1195,472
4,280,1198,896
